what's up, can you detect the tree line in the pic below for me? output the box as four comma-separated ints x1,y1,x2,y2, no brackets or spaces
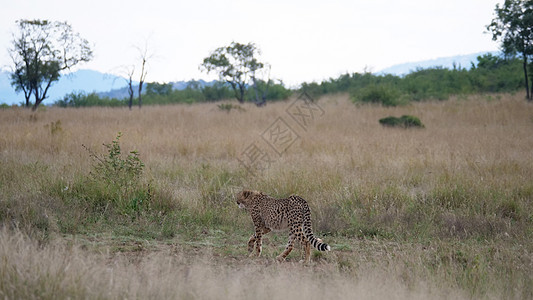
53,53,523,108
54,80,292,107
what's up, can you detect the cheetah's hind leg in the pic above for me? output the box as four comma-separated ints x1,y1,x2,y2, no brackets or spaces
298,239,311,264
247,234,256,256
277,234,295,262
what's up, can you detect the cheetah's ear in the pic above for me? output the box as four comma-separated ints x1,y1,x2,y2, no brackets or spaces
242,190,254,199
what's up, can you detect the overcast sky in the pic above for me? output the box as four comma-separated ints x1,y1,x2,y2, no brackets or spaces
1,0,502,86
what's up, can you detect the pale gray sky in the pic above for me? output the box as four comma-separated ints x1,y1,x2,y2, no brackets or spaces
1,0,502,86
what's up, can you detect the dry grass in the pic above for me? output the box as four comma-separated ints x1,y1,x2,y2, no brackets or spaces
1,93,533,298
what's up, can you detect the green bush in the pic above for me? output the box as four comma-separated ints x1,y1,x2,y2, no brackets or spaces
88,132,144,185
264,82,292,100
82,132,150,216
379,115,425,128
56,91,124,107
352,84,404,106
202,82,234,101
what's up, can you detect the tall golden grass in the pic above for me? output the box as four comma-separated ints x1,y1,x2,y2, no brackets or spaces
2,94,531,198
0,93,532,298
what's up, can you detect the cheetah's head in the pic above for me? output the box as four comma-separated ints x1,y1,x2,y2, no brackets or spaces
236,190,258,209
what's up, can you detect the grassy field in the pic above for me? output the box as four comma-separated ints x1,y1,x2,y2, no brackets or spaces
0,93,532,299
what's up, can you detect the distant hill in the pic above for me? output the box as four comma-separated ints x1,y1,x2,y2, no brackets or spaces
0,69,130,105
0,71,18,105
378,51,498,76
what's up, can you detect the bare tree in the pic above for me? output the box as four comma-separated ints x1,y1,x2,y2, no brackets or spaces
135,43,150,109
111,64,136,110
126,65,135,110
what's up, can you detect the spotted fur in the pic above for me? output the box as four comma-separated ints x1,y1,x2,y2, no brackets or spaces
236,190,330,262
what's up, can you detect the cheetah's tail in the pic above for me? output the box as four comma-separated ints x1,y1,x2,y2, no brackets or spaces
309,236,331,252
302,207,331,251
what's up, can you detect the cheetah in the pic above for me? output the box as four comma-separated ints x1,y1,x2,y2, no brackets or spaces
236,190,330,263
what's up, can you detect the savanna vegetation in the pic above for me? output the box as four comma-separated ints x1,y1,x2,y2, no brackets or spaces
1,93,532,299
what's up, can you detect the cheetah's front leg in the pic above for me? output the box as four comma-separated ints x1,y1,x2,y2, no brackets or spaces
249,228,271,257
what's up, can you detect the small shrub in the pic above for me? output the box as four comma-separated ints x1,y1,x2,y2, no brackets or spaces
86,132,144,186
82,132,149,216
379,115,425,128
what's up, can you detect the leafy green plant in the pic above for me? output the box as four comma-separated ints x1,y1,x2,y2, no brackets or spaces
83,132,149,215
90,132,144,185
